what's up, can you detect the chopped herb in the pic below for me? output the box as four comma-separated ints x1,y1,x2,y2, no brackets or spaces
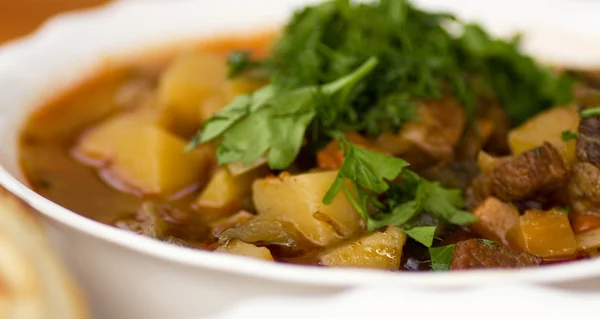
478,239,499,247
188,57,378,169
533,146,541,156
323,136,476,232
561,130,578,141
429,244,457,271
581,107,600,119
227,50,253,78
557,206,572,213
234,0,572,133
403,226,437,247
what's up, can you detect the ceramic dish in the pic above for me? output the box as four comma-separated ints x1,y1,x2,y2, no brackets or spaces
1,0,600,318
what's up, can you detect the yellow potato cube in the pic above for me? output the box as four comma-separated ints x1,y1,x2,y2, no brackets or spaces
319,226,407,270
508,106,579,165
75,112,214,195
215,239,274,261
75,110,160,164
252,171,363,246
195,166,267,218
158,52,227,135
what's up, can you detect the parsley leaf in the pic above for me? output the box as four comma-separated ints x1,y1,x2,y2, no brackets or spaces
188,57,379,169
429,244,457,271
403,226,437,247
418,180,477,225
367,173,476,231
561,130,578,141
322,135,409,219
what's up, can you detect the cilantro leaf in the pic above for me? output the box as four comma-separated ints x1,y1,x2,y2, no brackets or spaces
561,130,578,141
403,226,436,247
188,57,379,169
429,244,457,271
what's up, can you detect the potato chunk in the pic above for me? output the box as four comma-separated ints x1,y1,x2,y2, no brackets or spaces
252,171,363,246
508,106,579,165
215,239,274,261
472,197,520,246
508,209,577,259
195,166,267,218
75,110,160,164
319,226,407,270
75,112,214,194
158,52,227,135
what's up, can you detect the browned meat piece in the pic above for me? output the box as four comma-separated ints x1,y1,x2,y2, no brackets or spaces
375,97,466,169
491,142,566,201
576,115,600,166
450,239,542,270
569,115,600,215
569,162,600,215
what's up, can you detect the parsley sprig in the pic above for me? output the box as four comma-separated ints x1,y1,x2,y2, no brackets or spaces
188,57,378,169
321,135,476,235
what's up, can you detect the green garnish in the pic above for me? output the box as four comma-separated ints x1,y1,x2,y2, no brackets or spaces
557,206,572,213
323,136,476,232
581,107,600,119
479,239,499,247
403,226,437,247
429,244,457,271
229,0,572,132
226,50,254,78
188,57,378,169
533,146,541,156
561,130,578,141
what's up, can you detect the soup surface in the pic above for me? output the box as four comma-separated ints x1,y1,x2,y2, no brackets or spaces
19,0,600,271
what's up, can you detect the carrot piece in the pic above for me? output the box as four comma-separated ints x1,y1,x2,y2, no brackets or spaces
570,212,600,234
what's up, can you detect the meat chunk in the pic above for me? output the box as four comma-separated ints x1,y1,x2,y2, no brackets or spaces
450,239,542,270
491,142,566,201
576,115,600,166
569,115,600,215
375,97,466,168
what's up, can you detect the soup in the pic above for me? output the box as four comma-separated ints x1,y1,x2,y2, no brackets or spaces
19,0,600,271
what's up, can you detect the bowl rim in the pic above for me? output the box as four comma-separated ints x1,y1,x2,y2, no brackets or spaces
1,0,600,288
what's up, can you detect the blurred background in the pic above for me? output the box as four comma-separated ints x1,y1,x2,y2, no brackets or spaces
0,0,111,44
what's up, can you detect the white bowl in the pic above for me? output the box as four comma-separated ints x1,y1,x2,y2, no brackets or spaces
2,0,600,318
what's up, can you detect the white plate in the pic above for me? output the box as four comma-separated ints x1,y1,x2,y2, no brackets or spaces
1,0,600,318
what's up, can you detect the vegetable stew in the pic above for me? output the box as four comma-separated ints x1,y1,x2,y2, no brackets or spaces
19,0,600,271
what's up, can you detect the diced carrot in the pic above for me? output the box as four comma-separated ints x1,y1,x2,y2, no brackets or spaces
508,208,577,259
570,211,600,234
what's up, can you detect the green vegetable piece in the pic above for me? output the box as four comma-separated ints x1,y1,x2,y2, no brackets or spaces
429,244,457,271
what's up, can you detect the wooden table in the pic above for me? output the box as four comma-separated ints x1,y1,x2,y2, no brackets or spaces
0,0,110,45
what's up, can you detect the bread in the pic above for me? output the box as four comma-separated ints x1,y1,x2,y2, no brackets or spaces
0,188,89,319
